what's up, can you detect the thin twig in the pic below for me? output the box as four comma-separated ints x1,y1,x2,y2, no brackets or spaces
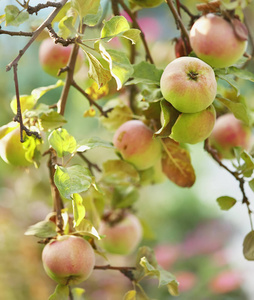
78,152,102,174
204,139,253,231
71,80,111,117
111,0,120,16
27,1,62,14
94,264,136,280
6,0,68,72
165,0,190,43
0,28,33,37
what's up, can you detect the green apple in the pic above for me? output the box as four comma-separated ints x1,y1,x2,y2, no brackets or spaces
170,105,216,144
39,38,84,78
42,235,95,285
209,113,251,159
0,125,32,166
113,120,162,170
160,57,217,113
99,213,143,255
190,14,247,68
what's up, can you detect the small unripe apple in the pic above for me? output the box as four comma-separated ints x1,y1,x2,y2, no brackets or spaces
99,213,143,255
190,14,247,68
39,38,84,78
160,57,217,113
209,113,251,159
0,126,32,166
170,105,216,144
129,0,164,8
42,235,95,285
113,120,161,171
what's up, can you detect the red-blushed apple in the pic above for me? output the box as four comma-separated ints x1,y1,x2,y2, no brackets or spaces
209,113,252,159
39,38,84,78
160,57,217,113
129,0,164,8
209,270,242,294
99,213,143,255
42,235,95,285
170,105,216,144
0,125,32,167
190,14,247,68
113,120,162,170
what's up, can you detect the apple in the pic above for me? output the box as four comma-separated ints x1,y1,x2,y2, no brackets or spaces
170,105,216,144
42,235,95,285
39,38,84,78
113,120,162,170
160,57,217,113
99,213,143,255
129,0,164,8
190,14,248,68
0,125,32,166
209,113,252,159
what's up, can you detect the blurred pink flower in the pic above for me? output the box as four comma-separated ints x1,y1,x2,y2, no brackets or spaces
209,270,242,294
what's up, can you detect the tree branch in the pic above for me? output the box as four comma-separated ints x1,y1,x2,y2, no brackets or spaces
204,139,253,231
94,264,136,281
27,1,62,15
0,28,33,37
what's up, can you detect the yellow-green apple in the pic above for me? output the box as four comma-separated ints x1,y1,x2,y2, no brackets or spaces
209,113,251,159
170,105,216,144
129,0,164,8
42,235,95,285
0,125,32,166
190,14,248,68
99,213,143,255
39,38,84,78
113,120,161,170
160,57,217,113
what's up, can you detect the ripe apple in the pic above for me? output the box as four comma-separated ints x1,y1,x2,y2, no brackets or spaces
160,57,217,113
113,120,162,170
170,105,216,144
99,213,143,255
39,38,84,78
190,14,247,68
42,235,95,285
129,0,164,8
209,113,252,159
0,125,32,166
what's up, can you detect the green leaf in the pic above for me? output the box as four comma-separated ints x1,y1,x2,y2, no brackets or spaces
58,15,76,39
5,5,29,26
249,178,254,192
49,284,69,300
227,66,254,82
82,49,112,88
72,193,86,227
112,185,139,209
140,257,179,296
48,128,77,157
71,0,100,22
54,165,93,199
216,94,251,125
99,99,133,131
215,69,240,95
24,220,57,238
72,287,86,300
0,122,16,139
84,4,102,26
127,61,163,85
102,160,140,185
77,136,114,152
23,134,42,167
243,231,254,260
238,150,254,177
216,196,237,211
98,43,134,90
39,111,67,131
73,219,100,240
52,2,72,23
101,16,140,44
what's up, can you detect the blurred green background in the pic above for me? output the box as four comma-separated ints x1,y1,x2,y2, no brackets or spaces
1,1,254,299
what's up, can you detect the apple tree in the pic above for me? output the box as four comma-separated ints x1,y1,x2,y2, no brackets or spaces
1,0,254,299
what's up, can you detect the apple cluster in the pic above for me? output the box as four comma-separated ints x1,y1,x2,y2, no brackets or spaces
160,56,217,144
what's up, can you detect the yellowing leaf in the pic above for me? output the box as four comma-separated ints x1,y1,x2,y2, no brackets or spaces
85,82,109,100
161,138,196,188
